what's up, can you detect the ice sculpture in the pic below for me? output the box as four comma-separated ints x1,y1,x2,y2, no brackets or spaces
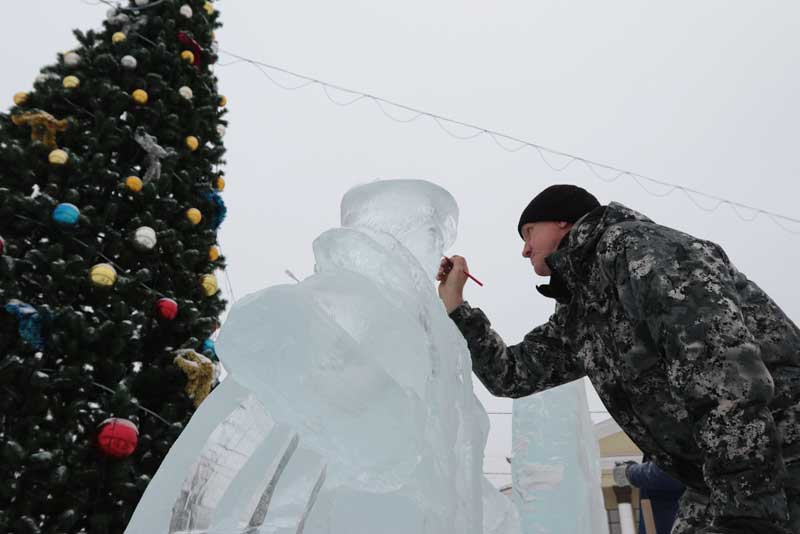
512,379,608,534
125,377,327,533
126,179,518,533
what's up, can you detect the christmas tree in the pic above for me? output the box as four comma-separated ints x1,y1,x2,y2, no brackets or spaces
0,1,228,531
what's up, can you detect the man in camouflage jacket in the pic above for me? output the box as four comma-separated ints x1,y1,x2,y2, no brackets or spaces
438,185,800,534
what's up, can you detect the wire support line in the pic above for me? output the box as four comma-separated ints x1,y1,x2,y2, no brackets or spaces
486,410,610,415
215,49,800,234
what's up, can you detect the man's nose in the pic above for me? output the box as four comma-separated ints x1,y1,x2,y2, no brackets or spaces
522,242,531,258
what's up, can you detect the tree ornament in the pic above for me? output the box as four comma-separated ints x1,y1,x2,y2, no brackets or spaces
64,51,81,67
200,274,218,296
106,8,130,25
216,124,226,137
112,32,127,44
203,2,215,15
202,191,227,230
89,263,117,288
202,338,218,360
218,95,227,107
48,149,69,165
134,128,173,184
125,176,143,192
156,297,178,320
178,86,193,100
186,208,202,225
11,111,69,147
121,55,138,70
177,32,203,65
215,176,226,191
132,226,157,251
115,13,131,26
52,203,80,226
13,92,29,106
208,245,220,261
173,349,215,407
132,89,149,105
35,72,60,84
181,50,195,64
62,76,80,89
4,300,46,350
97,418,139,458
179,4,193,18
185,136,199,151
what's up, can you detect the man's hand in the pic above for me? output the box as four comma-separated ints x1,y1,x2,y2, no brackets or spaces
437,256,468,313
612,461,636,487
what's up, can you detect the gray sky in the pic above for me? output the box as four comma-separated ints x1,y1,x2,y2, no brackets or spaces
5,0,799,488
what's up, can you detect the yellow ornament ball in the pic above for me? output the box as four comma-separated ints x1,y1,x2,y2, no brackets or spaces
181,50,195,63
201,274,218,297
90,263,117,288
218,95,227,107
49,149,69,165
112,32,127,44
185,136,199,151
125,176,143,192
186,208,202,225
208,245,220,262
63,76,80,89
132,89,149,104
13,92,29,106
203,2,215,15
215,176,226,191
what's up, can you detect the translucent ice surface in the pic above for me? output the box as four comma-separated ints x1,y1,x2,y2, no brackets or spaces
512,380,607,534
127,180,518,533
126,377,325,534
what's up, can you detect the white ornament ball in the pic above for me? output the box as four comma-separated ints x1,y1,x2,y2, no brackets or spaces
64,52,81,67
216,125,226,137
179,4,193,18
133,226,157,251
121,55,138,70
107,9,129,25
35,73,58,84
179,86,194,100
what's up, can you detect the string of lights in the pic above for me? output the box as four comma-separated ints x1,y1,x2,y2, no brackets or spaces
214,49,800,235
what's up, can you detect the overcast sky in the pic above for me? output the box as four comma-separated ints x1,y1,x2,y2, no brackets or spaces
4,0,799,488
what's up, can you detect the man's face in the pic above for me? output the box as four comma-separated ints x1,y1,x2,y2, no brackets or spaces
521,222,571,276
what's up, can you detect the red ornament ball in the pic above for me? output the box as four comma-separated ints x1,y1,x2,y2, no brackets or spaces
156,297,178,320
97,418,139,458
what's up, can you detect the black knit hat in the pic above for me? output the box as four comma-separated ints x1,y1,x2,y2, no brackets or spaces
517,185,600,237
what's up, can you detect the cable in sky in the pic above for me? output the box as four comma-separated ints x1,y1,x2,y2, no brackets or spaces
215,49,800,235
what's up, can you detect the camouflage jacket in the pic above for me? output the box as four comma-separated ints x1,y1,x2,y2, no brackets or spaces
450,202,800,531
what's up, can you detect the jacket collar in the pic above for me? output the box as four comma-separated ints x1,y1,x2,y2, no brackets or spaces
536,203,653,302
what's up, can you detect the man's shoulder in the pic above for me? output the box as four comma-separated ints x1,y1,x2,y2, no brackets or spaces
599,215,712,254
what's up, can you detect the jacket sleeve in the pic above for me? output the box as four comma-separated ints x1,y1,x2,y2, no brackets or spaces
627,462,685,493
599,224,789,529
448,301,585,398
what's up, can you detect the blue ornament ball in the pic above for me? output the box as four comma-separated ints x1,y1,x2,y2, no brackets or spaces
52,203,80,226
